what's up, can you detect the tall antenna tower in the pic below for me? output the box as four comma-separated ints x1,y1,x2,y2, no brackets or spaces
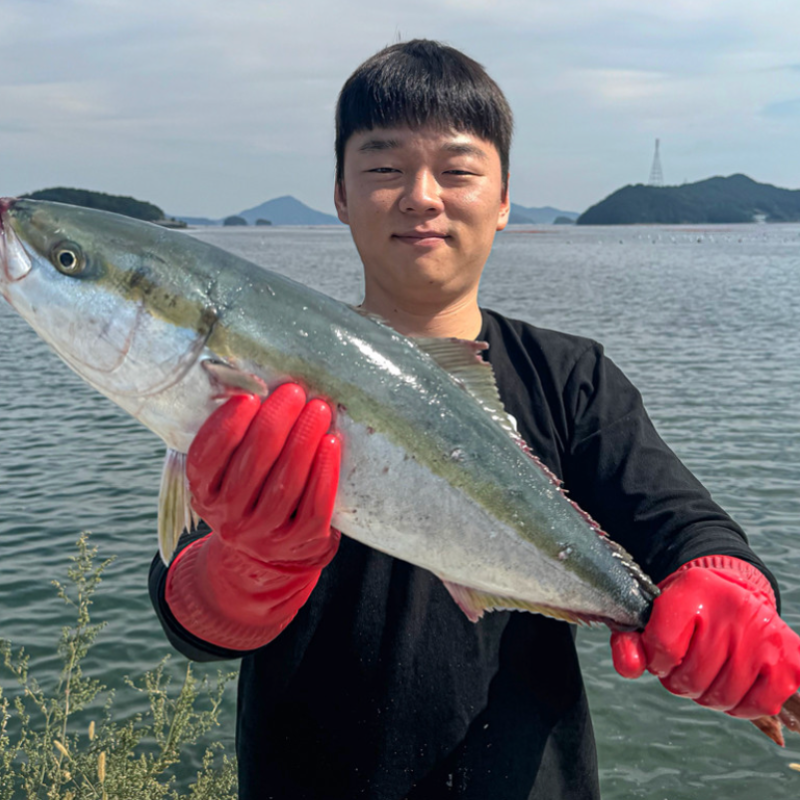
648,138,664,186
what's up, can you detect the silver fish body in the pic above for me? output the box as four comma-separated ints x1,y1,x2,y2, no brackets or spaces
0,198,657,629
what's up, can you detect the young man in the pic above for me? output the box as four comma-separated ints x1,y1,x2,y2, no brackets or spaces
150,40,800,799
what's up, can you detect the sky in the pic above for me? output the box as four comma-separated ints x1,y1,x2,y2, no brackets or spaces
2,0,799,218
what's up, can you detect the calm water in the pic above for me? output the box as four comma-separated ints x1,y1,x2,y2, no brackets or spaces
2,222,800,796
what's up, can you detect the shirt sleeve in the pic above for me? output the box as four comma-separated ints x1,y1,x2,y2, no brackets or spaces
560,342,780,606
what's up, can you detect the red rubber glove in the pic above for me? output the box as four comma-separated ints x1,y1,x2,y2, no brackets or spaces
165,383,341,650
611,555,800,719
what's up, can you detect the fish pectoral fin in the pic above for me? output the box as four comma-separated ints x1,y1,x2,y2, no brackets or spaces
440,579,592,626
158,448,200,565
201,359,268,399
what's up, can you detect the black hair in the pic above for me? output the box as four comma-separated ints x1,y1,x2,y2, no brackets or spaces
335,39,513,189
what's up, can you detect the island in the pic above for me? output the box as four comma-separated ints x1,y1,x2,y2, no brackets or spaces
173,196,341,227
577,174,800,225
508,203,579,225
22,187,186,227
235,196,340,226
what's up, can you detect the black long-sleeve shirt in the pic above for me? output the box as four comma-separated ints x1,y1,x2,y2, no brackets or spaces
150,308,776,799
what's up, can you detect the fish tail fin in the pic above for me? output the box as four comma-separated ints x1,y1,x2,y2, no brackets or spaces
158,448,198,565
750,691,800,747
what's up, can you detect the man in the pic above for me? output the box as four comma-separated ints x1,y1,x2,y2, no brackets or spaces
150,40,800,799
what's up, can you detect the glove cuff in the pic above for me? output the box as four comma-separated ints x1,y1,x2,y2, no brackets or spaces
675,555,776,608
165,534,316,651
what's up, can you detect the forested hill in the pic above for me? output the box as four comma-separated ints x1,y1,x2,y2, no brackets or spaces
577,174,800,225
22,188,165,222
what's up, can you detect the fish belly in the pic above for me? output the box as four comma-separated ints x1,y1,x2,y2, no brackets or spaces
333,417,618,619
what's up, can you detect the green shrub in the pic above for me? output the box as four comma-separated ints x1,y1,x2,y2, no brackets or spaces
0,534,237,799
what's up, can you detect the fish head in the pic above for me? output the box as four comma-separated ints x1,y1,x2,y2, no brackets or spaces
0,198,217,441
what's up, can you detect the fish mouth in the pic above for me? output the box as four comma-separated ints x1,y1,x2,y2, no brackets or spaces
0,197,17,237
0,198,11,294
0,197,16,230
0,197,31,289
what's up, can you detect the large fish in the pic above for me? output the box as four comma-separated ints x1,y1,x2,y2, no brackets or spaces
1,198,798,743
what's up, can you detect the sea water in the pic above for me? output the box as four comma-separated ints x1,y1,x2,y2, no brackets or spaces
1,222,799,796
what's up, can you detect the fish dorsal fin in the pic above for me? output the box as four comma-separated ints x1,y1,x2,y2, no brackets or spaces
415,337,521,440
158,448,200,564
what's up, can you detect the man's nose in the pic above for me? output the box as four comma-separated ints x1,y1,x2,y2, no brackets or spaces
400,170,443,213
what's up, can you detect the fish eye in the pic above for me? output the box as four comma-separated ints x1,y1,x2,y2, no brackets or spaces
51,242,85,276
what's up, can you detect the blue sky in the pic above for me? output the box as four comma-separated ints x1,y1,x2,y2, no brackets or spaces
2,0,798,217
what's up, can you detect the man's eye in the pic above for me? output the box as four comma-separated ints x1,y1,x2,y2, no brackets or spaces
445,170,475,176
368,167,399,174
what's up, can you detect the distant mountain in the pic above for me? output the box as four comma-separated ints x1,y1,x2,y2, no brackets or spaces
508,203,579,224
577,174,800,225
237,196,340,226
172,196,340,226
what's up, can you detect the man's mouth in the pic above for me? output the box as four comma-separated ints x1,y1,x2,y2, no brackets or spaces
393,230,450,245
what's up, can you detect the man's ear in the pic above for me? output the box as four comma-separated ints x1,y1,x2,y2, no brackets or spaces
334,181,350,225
497,174,510,232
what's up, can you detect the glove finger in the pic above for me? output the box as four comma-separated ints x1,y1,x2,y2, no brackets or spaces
286,434,342,567
694,644,762,712
610,631,647,679
641,594,699,678
255,397,333,526
727,624,800,718
264,433,341,565
727,666,795,719
187,394,261,511
295,434,341,530
220,384,307,516
659,617,729,698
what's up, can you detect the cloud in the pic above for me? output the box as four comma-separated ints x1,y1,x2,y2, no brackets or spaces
2,0,800,214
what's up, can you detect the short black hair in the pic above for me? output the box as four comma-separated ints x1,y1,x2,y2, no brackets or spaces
335,39,513,189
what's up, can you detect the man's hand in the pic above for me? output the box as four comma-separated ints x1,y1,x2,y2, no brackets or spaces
165,383,341,650
611,556,800,719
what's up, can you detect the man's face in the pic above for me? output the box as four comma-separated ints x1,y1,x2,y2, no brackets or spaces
334,126,510,313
